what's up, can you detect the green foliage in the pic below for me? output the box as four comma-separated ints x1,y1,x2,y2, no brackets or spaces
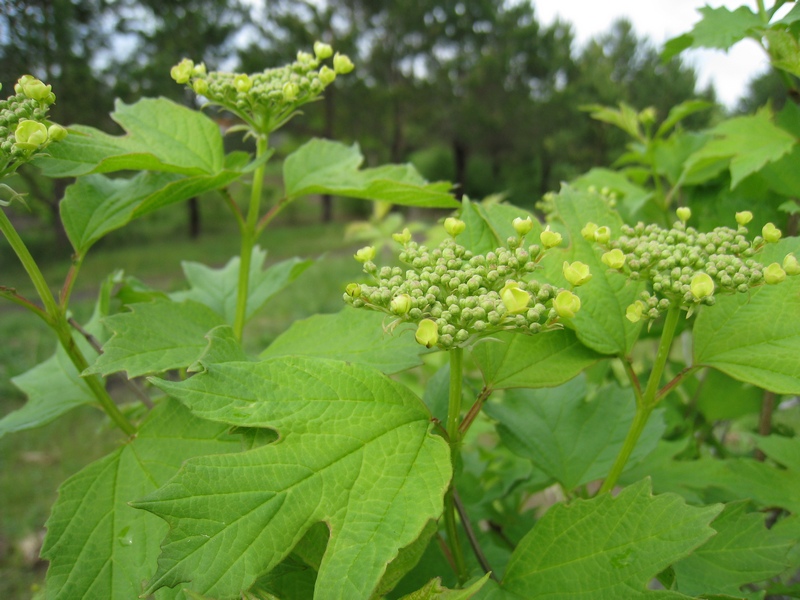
2,9,800,598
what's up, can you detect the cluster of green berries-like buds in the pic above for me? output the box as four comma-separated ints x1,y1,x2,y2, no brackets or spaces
343,217,586,350
586,208,797,323
171,42,354,136
0,76,66,179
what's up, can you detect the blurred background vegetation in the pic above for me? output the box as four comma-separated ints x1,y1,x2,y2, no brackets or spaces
0,0,793,597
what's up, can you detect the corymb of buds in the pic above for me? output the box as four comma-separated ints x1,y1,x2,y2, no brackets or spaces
171,43,354,137
343,216,581,349
590,212,797,323
1,75,64,174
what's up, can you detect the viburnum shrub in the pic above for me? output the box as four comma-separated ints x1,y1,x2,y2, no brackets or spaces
1,12,800,599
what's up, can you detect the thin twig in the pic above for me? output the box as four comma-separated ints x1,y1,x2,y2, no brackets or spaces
453,488,499,581
459,385,492,435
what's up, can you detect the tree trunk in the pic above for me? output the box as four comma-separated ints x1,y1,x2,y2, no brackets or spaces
321,86,335,223
453,139,468,200
188,197,201,239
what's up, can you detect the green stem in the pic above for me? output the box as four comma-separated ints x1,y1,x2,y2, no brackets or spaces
599,305,681,494
233,135,268,340
0,207,59,318
2,207,136,436
444,347,468,585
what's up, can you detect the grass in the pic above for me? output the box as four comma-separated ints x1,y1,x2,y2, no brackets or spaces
0,213,372,598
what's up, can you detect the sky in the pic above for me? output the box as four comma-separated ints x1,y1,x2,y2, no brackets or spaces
530,0,774,108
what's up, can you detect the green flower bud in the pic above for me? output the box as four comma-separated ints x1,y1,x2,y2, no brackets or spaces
391,293,412,315
581,222,599,241
234,74,253,93
345,283,361,298
690,272,714,300
594,226,611,244
283,81,300,101
500,281,531,314
676,207,691,223
392,228,412,244
47,123,67,142
319,65,336,85
297,51,314,63
170,58,194,84
783,253,800,276
354,246,376,263
563,261,592,286
333,52,355,74
735,211,753,226
444,217,466,237
415,318,439,348
16,75,52,101
192,79,209,96
554,290,581,319
601,248,626,270
14,120,48,150
540,226,562,249
513,216,533,236
192,63,207,76
314,41,334,60
764,262,786,285
762,223,782,243
625,301,644,323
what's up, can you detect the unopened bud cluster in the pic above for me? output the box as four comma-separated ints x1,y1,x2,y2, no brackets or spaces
588,209,797,322
343,219,584,350
171,42,353,136
1,76,65,177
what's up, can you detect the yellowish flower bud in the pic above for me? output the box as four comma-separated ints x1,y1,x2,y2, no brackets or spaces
16,75,52,102
319,65,336,86
626,301,645,323
345,283,361,298
513,216,533,236
676,207,691,223
234,74,253,93
764,262,786,285
354,246,376,263
392,228,412,244
581,222,599,242
783,253,800,276
762,223,782,243
192,79,209,96
415,319,439,348
554,290,581,319
47,124,67,142
594,226,611,244
500,282,531,314
444,217,466,237
333,52,355,74
192,63,207,76
391,294,412,315
314,41,334,60
283,81,300,101
735,211,753,226
14,120,48,151
170,59,194,84
690,272,714,300
562,261,592,286
601,249,626,270
540,226,562,249
297,51,314,63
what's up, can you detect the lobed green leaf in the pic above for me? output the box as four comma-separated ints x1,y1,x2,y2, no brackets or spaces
41,399,239,600
137,356,451,599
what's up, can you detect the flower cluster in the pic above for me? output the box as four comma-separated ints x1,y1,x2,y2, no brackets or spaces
343,217,585,350
171,42,354,136
1,76,66,180
587,209,798,322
